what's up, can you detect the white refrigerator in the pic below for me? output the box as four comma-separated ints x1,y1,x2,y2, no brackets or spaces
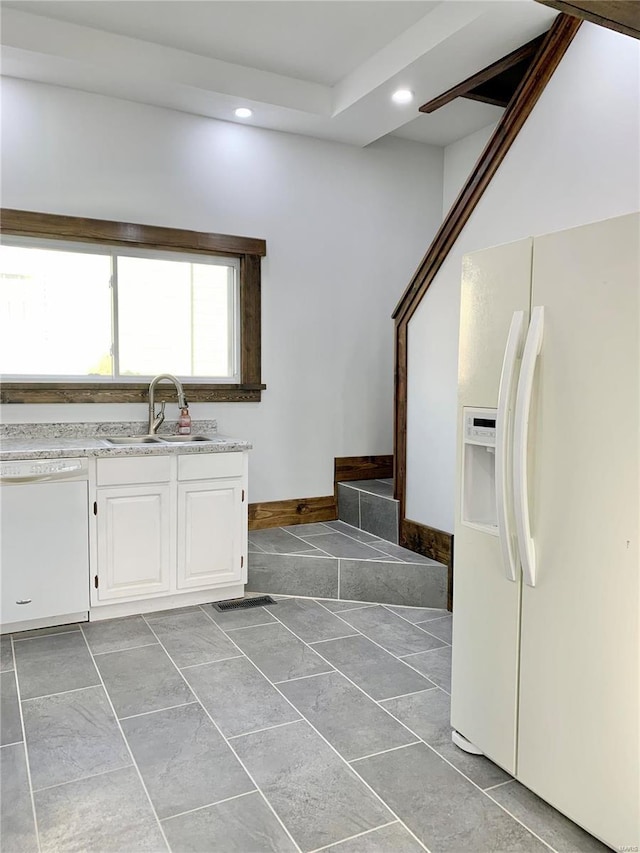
451,212,639,850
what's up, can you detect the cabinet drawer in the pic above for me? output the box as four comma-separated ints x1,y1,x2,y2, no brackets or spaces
97,456,172,486
178,452,243,481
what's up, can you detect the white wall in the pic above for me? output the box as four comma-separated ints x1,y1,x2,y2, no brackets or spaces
442,122,497,216
403,122,497,527
406,24,640,533
0,77,444,502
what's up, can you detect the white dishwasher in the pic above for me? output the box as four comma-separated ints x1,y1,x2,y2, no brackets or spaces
0,458,90,633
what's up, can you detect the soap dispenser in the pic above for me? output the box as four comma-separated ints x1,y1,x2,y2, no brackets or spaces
177,404,192,435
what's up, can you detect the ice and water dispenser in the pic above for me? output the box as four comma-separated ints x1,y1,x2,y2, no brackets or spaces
461,407,498,534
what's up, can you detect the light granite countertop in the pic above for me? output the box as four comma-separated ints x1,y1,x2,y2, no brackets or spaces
0,421,252,462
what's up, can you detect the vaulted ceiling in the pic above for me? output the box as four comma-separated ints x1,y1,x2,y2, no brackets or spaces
1,1,558,147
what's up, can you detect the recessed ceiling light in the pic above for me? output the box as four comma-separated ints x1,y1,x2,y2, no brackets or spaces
392,89,414,105
235,107,253,118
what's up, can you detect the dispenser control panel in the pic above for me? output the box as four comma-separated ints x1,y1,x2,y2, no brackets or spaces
461,407,498,534
463,408,497,447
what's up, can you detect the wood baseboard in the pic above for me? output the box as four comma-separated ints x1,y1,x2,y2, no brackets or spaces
249,454,393,531
248,495,337,530
401,518,454,611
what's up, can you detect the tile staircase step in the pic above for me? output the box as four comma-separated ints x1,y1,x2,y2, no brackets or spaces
337,480,399,544
344,479,395,499
247,523,447,609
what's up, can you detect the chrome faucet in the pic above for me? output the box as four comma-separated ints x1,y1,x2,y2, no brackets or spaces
148,374,187,434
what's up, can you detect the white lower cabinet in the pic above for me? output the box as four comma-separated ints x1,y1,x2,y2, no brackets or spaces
96,485,173,601
177,480,244,590
92,452,247,614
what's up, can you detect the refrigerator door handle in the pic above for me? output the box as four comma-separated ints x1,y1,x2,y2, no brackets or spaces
496,310,525,582
513,305,544,587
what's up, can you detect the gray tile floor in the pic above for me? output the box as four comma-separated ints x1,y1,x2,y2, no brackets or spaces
0,600,606,853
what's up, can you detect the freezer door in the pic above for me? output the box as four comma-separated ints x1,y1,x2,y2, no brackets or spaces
517,213,640,849
451,237,532,774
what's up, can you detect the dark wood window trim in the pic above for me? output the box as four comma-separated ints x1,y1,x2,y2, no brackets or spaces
0,209,266,404
392,14,581,530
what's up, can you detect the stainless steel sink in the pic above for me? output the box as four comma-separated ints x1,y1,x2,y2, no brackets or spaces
104,436,163,445
157,435,214,443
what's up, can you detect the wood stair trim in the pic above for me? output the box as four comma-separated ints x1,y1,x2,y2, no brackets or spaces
392,14,582,526
392,14,581,325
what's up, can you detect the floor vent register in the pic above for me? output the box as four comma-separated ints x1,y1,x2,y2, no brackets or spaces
212,595,276,612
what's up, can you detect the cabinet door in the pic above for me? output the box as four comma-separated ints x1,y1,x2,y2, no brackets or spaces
96,484,172,601
517,214,639,848
177,479,243,590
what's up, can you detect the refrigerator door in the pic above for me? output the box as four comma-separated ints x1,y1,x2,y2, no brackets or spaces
451,237,532,774
517,213,640,849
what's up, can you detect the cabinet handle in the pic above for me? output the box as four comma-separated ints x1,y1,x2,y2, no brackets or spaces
16,599,32,605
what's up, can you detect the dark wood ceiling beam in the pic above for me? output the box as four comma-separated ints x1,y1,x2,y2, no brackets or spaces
418,34,545,114
535,1,640,40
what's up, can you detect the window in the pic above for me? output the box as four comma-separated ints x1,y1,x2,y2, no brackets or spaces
1,242,238,381
116,254,237,380
0,210,265,403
